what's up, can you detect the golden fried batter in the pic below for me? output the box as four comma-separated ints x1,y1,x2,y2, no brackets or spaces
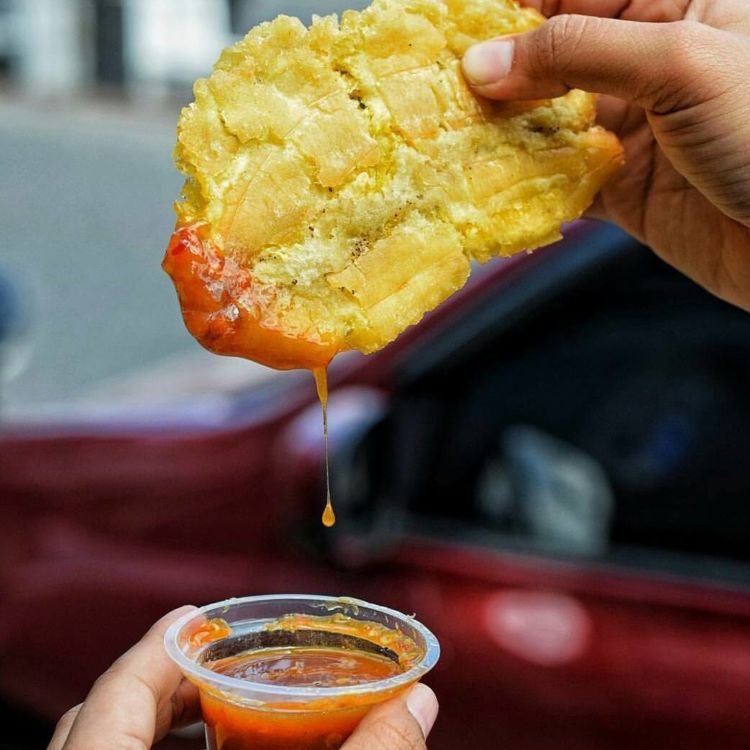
163,0,623,370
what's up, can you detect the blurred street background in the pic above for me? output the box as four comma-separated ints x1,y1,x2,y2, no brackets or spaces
0,0,366,415
4,4,750,750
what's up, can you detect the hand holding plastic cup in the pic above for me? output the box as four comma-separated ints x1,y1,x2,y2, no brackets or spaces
164,595,440,750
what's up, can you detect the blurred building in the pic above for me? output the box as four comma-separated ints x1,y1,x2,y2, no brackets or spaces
0,0,368,96
0,0,231,95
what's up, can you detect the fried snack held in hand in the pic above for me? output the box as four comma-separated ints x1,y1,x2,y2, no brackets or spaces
163,0,623,370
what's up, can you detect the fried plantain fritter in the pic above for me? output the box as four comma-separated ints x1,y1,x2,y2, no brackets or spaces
163,0,623,370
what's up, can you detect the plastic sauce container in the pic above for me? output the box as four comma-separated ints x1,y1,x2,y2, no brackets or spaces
164,594,440,750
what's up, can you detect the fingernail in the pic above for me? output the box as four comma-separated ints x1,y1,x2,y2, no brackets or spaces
406,683,439,738
463,39,515,86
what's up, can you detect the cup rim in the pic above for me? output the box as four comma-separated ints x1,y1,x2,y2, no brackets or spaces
164,594,440,700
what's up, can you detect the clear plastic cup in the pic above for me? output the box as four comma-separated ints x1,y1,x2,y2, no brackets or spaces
164,594,440,750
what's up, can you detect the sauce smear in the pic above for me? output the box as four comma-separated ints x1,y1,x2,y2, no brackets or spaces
313,367,336,527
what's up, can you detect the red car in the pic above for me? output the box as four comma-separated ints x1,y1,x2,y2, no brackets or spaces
3,222,750,750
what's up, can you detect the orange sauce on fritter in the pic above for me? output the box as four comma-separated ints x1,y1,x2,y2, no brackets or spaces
162,225,338,370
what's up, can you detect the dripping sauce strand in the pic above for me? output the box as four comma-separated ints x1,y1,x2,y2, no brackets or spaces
313,367,336,527
162,227,338,528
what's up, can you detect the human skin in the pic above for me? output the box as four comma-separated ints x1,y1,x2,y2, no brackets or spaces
463,0,750,312
47,607,438,750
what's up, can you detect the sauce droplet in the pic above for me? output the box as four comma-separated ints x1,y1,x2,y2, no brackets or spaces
313,367,336,528
322,502,336,528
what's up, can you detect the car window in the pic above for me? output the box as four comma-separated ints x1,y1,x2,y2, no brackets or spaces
345,232,750,581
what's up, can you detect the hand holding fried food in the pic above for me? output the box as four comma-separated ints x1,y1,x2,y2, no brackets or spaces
462,0,750,314
163,0,623,370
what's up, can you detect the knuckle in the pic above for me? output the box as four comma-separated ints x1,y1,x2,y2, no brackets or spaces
531,15,595,79
651,21,721,111
115,733,149,750
663,21,705,74
54,703,82,732
90,664,122,692
365,717,425,750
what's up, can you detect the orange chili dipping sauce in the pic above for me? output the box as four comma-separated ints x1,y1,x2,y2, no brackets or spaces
200,686,408,750
201,649,409,750
212,647,402,686
190,613,424,750
162,224,338,371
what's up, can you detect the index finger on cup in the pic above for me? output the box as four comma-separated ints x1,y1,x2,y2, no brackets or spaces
49,606,201,750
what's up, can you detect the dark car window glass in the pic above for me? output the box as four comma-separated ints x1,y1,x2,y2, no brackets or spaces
347,235,750,578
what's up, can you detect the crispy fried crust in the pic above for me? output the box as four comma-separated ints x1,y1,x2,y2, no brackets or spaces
163,0,623,370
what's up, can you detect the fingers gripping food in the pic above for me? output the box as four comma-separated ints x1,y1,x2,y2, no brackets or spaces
163,0,623,370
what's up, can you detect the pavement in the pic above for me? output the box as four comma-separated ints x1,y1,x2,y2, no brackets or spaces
0,2,380,415
237,0,370,27
0,93,274,414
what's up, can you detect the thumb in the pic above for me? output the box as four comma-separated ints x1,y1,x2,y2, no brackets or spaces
342,683,438,750
462,16,728,114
